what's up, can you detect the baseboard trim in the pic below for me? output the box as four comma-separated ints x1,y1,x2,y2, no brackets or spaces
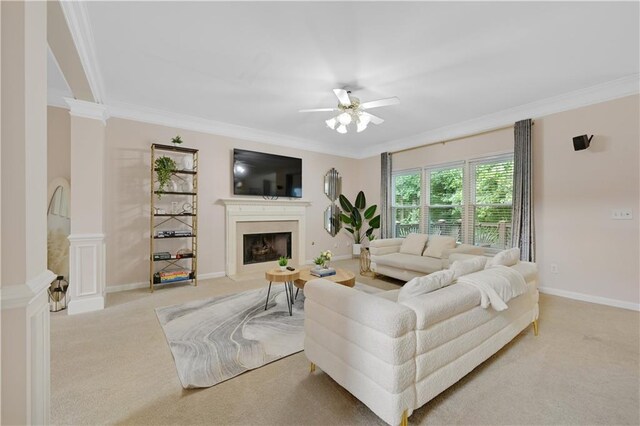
105,271,226,293
68,295,105,315
538,286,639,312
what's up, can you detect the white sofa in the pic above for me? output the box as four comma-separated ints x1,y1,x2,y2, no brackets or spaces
304,261,539,426
370,235,485,281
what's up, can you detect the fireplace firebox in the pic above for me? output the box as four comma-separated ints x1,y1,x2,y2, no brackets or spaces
243,232,292,265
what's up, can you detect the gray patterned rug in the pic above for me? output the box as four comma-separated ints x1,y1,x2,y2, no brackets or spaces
156,282,381,388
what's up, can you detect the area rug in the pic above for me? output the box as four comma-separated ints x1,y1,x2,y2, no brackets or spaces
156,282,381,388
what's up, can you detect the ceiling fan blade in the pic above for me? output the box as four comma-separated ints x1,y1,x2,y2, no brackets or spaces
298,107,339,113
360,97,400,109
361,112,384,125
333,89,352,107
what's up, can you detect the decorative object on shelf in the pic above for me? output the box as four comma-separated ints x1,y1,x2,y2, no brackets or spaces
48,275,69,312
150,143,199,292
299,88,399,134
339,191,381,255
313,250,332,269
323,168,342,237
310,266,337,278
182,155,194,170
171,135,183,146
154,155,177,196
278,256,289,271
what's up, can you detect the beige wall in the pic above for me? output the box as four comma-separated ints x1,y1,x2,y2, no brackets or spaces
47,106,70,182
392,95,639,307
103,118,375,287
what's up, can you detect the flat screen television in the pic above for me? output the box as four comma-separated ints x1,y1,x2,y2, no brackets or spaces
233,149,302,198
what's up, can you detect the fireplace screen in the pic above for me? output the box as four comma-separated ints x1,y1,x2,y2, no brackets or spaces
243,232,292,265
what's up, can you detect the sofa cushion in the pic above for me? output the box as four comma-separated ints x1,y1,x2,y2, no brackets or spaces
509,261,538,284
399,233,429,255
398,270,456,303
486,247,520,268
450,256,487,278
373,252,443,274
373,289,400,302
423,235,456,258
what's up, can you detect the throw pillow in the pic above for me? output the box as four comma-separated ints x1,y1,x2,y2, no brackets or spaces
398,270,456,303
486,247,521,268
450,256,487,278
423,235,456,258
399,233,429,256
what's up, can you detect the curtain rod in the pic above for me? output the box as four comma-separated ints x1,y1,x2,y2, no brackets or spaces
392,121,535,156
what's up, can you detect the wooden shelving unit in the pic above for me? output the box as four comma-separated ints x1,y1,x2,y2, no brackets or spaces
149,143,199,292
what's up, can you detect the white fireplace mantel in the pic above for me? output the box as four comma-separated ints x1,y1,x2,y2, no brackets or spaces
220,198,312,276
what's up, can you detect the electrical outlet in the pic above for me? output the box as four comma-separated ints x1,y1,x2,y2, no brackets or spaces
611,209,633,220
550,263,559,274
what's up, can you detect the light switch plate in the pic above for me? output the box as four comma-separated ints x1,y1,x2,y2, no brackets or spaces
611,209,633,220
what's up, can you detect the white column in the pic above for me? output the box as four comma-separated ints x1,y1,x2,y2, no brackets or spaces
1,1,54,424
65,98,108,315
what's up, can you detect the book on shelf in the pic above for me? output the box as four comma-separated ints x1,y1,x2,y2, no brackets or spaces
155,270,191,283
155,230,193,238
310,267,337,278
153,252,172,261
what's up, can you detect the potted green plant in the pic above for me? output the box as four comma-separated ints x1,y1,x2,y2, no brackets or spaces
155,156,177,197
278,256,288,271
313,250,332,269
171,135,183,146
339,191,380,255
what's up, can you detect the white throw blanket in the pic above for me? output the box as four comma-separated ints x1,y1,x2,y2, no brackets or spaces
456,265,528,311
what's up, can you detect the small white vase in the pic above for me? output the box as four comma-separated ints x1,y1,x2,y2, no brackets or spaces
279,265,287,271
353,243,362,256
182,156,194,171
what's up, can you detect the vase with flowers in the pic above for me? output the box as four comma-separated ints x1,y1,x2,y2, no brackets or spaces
313,250,332,270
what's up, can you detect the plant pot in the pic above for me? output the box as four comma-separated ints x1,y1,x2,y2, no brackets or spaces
279,266,287,271
353,243,362,256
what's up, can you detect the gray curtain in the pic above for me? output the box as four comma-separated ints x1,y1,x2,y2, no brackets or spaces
511,119,535,261
380,152,393,239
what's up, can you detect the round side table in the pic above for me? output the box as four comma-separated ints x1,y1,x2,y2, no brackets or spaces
265,268,300,316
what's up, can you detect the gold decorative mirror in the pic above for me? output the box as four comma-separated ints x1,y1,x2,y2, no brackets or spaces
324,204,342,237
323,168,341,202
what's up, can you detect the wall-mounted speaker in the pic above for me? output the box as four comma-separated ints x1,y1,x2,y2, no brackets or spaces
573,134,593,151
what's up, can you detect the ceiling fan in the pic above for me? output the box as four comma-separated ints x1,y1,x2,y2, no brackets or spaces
299,89,400,134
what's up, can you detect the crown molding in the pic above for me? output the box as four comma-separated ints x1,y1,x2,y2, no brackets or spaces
64,98,109,123
59,0,106,104
47,74,638,160
358,73,640,159
106,101,347,157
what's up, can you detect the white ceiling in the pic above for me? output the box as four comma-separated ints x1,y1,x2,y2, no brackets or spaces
49,2,639,158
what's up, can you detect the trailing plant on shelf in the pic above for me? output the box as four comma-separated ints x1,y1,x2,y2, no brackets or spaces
155,156,177,197
339,191,381,254
171,135,183,145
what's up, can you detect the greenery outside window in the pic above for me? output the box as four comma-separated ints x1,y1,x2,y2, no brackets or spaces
425,165,464,242
391,154,514,253
391,171,421,237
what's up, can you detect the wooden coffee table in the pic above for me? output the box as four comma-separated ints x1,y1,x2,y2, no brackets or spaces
293,267,355,299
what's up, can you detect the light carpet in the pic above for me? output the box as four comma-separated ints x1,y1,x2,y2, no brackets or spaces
156,282,380,388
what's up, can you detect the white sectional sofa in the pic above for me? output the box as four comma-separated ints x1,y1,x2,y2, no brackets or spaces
370,234,485,281
304,261,539,426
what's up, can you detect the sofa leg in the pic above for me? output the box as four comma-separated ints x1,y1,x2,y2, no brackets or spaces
400,409,408,426
310,362,316,373
532,320,539,336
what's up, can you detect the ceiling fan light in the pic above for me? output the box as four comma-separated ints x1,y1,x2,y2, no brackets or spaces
336,124,347,134
337,112,352,125
325,117,337,129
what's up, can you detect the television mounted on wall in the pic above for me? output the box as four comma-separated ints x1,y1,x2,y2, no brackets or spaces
233,149,302,198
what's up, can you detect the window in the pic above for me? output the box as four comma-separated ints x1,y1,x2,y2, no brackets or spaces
392,154,514,252
391,171,421,237
468,157,513,251
424,165,464,242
